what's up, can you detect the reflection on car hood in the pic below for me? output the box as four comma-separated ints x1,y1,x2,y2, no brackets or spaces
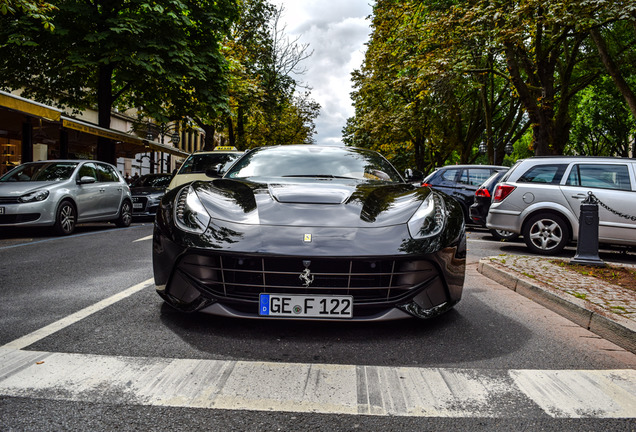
131,186,165,196
0,181,65,196
194,179,429,227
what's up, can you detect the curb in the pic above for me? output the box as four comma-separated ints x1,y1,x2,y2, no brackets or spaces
478,257,636,354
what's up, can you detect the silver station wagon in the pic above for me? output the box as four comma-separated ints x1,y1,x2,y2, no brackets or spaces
0,160,132,235
486,157,636,254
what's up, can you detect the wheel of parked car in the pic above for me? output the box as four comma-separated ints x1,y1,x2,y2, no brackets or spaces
115,200,133,227
489,228,519,242
54,200,77,236
522,213,569,255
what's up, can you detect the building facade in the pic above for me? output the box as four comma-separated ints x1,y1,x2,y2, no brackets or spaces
0,90,206,177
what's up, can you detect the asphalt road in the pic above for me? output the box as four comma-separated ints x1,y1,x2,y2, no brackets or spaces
0,223,635,431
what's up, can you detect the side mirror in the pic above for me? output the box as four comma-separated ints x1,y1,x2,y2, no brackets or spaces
77,176,96,184
404,169,424,183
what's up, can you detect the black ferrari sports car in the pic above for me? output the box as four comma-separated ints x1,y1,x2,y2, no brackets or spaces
153,145,466,321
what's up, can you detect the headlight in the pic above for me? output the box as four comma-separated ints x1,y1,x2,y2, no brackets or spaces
174,185,211,234
407,192,445,239
18,190,49,203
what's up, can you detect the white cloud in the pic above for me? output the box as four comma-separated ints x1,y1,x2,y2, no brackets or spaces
270,0,373,145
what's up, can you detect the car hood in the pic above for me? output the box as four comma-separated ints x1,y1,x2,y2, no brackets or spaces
0,181,64,197
193,178,429,228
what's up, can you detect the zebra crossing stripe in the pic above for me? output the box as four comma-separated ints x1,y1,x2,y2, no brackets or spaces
0,348,634,418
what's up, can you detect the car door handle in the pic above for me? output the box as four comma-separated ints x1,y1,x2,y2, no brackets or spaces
571,193,587,199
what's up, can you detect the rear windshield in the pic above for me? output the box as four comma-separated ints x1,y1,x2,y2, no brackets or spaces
178,153,241,175
131,174,172,187
0,162,78,182
517,164,567,184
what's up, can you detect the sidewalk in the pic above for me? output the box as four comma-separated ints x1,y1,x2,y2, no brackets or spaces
478,254,636,354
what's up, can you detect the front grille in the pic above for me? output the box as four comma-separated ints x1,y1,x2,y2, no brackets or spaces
132,196,148,213
0,197,19,204
176,253,438,305
0,213,40,224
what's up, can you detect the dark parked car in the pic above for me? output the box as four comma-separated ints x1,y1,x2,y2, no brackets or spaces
468,170,518,241
0,160,132,235
422,165,507,223
153,145,466,321
130,173,173,218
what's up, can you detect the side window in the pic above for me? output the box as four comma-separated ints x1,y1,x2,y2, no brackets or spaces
458,170,469,185
77,163,97,181
441,168,460,182
518,164,567,184
467,168,493,186
96,163,118,182
566,164,631,191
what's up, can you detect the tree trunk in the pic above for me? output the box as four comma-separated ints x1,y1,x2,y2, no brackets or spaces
97,64,116,164
201,124,216,151
227,116,235,148
590,28,636,121
236,104,245,150
504,42,555,155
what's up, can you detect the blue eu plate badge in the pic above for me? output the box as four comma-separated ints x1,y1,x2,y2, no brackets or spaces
260,294,270,315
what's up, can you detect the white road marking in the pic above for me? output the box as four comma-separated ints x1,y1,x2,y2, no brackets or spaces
0,276,634,418
133,235,153,242
0,278,153,350
0,348,633,418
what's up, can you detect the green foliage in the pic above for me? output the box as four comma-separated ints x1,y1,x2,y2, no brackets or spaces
568,76,636,156
0,0,56,30
345,0,636,168
217,1,319,149
0,0,238,130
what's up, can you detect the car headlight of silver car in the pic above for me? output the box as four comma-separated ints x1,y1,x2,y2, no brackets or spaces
18,189,50,203
407,192,445,239
174,185,211,234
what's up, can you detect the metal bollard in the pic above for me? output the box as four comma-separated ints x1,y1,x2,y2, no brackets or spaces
570,192,605,267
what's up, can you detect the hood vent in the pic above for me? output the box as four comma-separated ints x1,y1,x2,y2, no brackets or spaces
268,183,352,204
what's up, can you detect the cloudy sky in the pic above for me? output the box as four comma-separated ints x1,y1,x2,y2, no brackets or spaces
270,0,374,146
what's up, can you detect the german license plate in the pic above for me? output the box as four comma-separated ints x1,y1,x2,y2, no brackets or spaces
259,294,353,318
0,207,4,214
133,203,143,209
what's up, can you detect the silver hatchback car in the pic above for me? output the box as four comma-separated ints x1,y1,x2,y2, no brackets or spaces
0,160,132,235
487,157,636,254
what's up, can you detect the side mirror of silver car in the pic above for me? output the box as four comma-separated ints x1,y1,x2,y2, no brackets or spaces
77,176,97,184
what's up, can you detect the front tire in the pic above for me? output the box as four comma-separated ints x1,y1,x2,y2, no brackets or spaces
115,200,132,227
522,213,569,255
489,228,519,241
54,200,76,235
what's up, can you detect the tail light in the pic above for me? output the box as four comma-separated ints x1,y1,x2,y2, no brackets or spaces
421,182,433,187
475,188,490,198
493,184,516,203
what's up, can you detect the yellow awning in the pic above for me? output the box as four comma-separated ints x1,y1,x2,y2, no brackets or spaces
62,117,189,158
0,91,62,121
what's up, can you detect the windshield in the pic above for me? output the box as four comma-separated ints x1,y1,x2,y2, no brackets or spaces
178,153,241,175
0,162,78,182
131,174,172,188
225,146,403,183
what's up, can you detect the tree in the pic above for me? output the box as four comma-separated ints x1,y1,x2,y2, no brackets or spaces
345,0,527,172
569,76,636,156
0,0,238,163
215,3,318,149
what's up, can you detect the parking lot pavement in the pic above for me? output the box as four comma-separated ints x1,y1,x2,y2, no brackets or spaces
478,255,636,354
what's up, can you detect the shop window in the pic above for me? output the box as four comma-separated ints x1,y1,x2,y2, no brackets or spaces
1,137,21,176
